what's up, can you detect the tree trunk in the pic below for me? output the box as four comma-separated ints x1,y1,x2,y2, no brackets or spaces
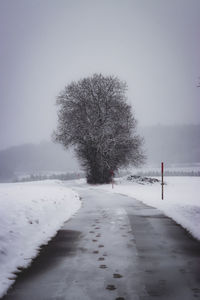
87,165,112,184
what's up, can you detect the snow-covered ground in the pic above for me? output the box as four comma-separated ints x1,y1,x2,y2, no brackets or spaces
96,176,200,241
0,180,81,298
1,176,199,297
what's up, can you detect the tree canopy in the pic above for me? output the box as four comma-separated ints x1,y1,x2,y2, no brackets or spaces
53,74,145,183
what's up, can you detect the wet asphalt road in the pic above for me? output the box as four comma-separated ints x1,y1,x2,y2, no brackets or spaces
2,188,200,300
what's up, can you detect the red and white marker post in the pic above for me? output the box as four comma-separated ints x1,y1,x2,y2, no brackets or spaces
161,162,164,200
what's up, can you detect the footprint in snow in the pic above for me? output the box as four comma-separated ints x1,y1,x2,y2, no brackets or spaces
99,264,107,269
106,284,116,291
113,273,123,278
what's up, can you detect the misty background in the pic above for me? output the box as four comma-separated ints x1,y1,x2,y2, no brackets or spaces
1,124,200,181
0,0,200,180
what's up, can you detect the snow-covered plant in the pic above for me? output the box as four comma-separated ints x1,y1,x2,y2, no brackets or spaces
53,74,145,183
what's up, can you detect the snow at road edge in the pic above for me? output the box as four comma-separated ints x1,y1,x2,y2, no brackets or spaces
0,180,81,298
97,176,200,241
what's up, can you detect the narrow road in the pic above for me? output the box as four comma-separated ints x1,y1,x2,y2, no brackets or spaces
2,187,200,300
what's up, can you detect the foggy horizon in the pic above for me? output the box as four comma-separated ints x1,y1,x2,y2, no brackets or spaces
1,0,200,149
1,123,200,152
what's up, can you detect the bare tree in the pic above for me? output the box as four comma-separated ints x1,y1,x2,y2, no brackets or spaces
53,74,145,183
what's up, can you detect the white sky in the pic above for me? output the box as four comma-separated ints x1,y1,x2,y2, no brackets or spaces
0,0,200,149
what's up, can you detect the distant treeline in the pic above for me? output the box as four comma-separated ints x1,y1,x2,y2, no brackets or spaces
14,170,200,182
136,170,200,177
14,172,85,182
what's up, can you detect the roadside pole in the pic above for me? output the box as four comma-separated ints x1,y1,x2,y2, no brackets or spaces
161,162,164,200
111,170,114,189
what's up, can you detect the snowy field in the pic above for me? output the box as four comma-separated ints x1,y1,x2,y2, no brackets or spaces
96,176,200,241
0,180,81,298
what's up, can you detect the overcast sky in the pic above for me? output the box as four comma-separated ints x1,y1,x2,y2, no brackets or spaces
0,0,200,149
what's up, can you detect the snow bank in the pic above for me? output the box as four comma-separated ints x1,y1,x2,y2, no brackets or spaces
0,180,81,297
98,177,200,241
